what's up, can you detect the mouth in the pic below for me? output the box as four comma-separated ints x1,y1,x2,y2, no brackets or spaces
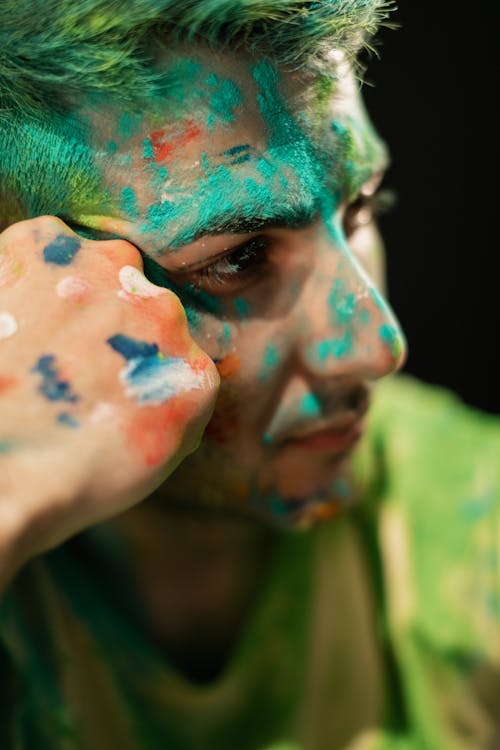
284,417,366,454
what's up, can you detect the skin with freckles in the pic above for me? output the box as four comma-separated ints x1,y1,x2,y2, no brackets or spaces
67,49,405,529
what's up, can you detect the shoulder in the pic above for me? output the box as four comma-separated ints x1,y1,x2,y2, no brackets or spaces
369,377,500,736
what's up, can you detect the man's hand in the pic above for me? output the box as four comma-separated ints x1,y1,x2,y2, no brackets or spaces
0,216,219,587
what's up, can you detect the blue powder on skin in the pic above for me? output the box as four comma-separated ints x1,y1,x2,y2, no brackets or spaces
223,144,252,165
32,355,79,403
43,235,81,266
107,333,194,405
57,412,80,428
142,137,155,160
0,440,12,454
107,334,159,361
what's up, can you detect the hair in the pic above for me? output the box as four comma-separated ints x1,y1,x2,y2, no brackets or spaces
0,0,393,228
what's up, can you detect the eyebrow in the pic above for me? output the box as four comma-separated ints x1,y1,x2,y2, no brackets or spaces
168,203,318,249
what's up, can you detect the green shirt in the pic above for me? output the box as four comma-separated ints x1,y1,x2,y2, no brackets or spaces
2,376,500,750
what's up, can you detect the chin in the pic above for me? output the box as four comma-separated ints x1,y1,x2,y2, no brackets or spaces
249,460,355,531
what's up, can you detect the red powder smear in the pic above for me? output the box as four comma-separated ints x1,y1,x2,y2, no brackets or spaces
125,399,192,467
0,374,18,396
149,119,203,164
215,353,240,378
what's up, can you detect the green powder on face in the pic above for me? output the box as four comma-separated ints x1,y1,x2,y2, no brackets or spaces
379,323,403,359
234,297,250,319
218,322,232,349
300,392,321,418
118,112,142,140
259,344,280,380
317,332,353,361
119,186,140,219
328,278,357,325
207,75,243,126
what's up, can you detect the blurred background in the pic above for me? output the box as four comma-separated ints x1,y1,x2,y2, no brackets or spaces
363,4,499,413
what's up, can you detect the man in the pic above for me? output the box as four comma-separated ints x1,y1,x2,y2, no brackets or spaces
1,1,499,748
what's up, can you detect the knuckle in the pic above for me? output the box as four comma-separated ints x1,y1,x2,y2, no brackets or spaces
1,216,74,250
97,238,142,268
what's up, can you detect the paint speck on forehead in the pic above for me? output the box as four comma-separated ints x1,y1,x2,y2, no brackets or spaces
0,311,18,339
43,235,81,266
223,144,252,165
120,186,140,220
206,74,243,127
118,265,167,299
32,355,79,403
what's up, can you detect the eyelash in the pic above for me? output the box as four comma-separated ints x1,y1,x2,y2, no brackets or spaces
182,187,395,294
173,235,273,297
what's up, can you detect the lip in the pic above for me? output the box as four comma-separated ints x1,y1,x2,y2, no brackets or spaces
284,418,365,453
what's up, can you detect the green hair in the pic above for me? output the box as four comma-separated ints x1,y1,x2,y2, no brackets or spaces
0,0,393,227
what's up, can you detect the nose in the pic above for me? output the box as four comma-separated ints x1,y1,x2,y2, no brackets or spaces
294,233,406,381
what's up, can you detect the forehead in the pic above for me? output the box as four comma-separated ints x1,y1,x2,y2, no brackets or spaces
77,49,387,250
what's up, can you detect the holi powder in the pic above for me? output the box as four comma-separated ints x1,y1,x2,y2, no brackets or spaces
0,311,18,339
316,332,353,361
56,412,81,429
145,119,203,165
43,234,81,266
31,355,79,403
118,265,167,299
56,276,89,301
214,353,240,378
259,344,280,381
107,334,208,406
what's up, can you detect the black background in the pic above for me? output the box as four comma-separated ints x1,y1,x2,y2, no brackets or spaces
362,4,499,413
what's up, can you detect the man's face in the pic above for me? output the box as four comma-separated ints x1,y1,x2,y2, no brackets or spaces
74,49,405,528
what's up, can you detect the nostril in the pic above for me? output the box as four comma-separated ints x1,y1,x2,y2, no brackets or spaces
347,383,369,412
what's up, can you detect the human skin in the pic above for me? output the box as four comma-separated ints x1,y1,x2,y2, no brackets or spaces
70,48,406,529
0,216,219,589
0,48,405,668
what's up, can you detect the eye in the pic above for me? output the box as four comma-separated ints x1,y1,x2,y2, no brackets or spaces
167,235,273,297
343,187,396,237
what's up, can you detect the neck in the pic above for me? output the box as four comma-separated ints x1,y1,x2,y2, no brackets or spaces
114,500,277,683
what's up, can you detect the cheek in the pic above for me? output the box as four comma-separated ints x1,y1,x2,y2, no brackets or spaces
190,316,281,445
